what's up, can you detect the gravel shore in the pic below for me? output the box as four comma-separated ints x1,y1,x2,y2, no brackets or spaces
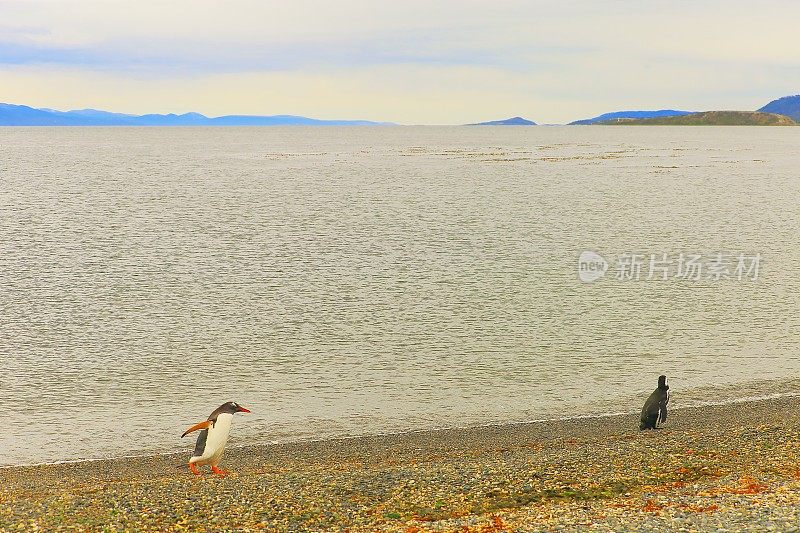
3,396,800,532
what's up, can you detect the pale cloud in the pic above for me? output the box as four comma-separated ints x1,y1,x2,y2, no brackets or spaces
1,0,799,123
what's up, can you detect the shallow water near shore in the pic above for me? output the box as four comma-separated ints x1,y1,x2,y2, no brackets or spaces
1,126,799,466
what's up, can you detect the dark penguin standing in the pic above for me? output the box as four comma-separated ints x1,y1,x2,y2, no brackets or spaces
181,401,250,476
639,375,670,430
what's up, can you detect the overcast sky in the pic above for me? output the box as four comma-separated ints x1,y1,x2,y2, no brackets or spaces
1,0,798,124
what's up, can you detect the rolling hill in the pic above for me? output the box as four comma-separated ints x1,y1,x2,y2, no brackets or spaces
569,110,692,125
602,111,796,126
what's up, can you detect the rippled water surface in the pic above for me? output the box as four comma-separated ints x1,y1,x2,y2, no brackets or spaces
1,126,799,465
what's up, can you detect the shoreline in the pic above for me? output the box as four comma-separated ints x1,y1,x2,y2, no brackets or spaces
4,395,800,531
6,384,800,471
5,389,800,471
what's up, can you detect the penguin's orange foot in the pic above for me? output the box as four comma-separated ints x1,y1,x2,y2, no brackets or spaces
189,463,201,476
211,466,229,477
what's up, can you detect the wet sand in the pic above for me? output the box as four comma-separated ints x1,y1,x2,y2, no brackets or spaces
3,395,800,531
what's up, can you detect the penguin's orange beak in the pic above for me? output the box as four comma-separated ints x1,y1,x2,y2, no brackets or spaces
237,406,251,413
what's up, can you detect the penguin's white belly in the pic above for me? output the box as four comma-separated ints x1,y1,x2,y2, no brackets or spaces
191,413,233,465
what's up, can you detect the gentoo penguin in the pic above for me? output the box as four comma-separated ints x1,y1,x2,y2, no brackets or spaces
639,375,670,430
181,401,250,476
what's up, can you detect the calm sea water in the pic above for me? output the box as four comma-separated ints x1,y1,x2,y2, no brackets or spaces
1,126,799,465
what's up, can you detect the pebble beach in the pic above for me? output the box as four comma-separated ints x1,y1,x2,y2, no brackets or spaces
4,395,800,532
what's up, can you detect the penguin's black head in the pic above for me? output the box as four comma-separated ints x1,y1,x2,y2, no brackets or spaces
658,375,668,390
221,401,251,414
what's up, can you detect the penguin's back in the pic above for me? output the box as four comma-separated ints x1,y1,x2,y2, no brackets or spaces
192,429,209,458
640,388,668,429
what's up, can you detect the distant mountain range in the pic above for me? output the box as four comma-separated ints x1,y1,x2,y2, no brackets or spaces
0,103,392,126
467,116,537,126
3,95,800,126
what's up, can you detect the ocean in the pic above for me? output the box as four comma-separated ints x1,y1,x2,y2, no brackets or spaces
1,125,798,465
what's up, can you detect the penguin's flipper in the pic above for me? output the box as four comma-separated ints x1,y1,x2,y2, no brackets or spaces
181,420,213,438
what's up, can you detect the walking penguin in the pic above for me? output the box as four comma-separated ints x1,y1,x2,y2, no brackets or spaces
181,401,251,476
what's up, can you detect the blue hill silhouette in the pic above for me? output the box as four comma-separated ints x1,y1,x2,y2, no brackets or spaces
467,116,536,125
0,103,392,126
757,95,800,121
